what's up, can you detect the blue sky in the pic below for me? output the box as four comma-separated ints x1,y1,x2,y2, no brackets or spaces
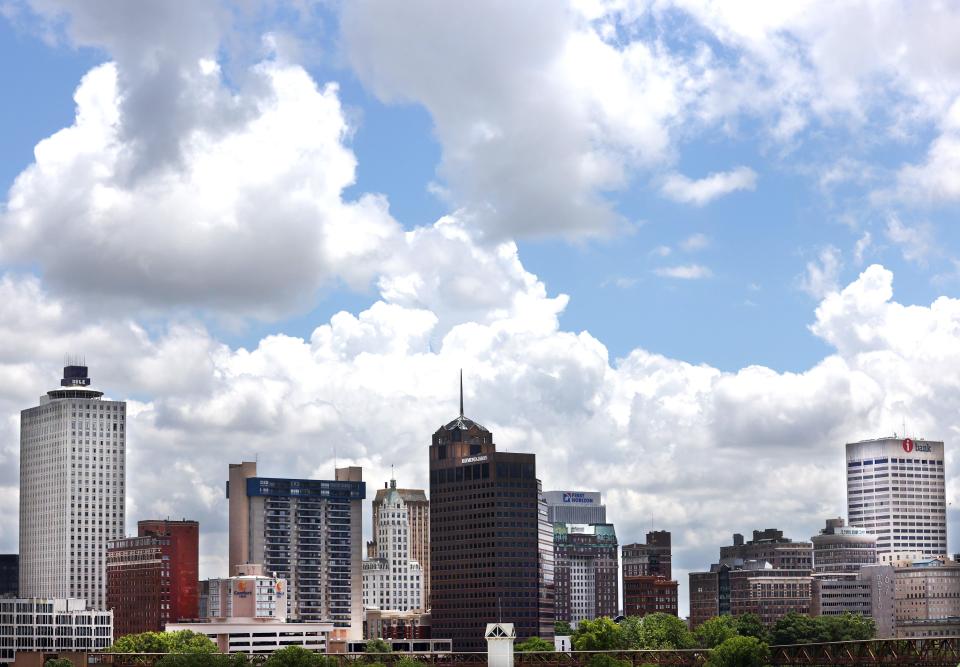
3,0,960,617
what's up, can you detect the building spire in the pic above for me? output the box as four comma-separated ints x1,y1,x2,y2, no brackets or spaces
390,464,396,489
459,369,464,417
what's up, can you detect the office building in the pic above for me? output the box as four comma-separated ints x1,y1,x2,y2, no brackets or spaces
543,491,606,525
0,555,17,598
622,531,672,579
846,436,947,557
0,598,113,664
552,523,618,626
227,462,365,637
812,518,877,573
894,558,960,637
363,477,424,612
811,564,895,638
689,569,722,628
623,576,679,617
106,519,199,637
368,482,430,608
719,529,813,569
19,363,126,609
428,380,554,651
729,563,812,625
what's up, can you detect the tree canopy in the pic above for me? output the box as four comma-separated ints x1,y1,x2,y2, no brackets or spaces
769,612,874,645
515,636,555,652
364,639,392,654
108,630,218,654
706,636,770,667
572,617,627,651
620,613,694,650
555,620,573,636
693,615,738,649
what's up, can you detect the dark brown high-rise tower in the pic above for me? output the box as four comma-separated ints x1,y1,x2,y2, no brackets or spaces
429,375,554,650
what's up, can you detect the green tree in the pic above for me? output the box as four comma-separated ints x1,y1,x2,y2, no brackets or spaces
45,660,74,667
733,614,769,644
395,659,427,667
572,617,626,651
694,616,738,649
555,620,573,636
770,612,823,645
364,638,392,654
624,613,694,650
706,636,770,667
263,646,325,667
515,636,555,652
818,613,875,642
108,630,219,654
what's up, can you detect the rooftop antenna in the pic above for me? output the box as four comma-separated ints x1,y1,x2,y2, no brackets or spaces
459,369,464,417
334,444,338,476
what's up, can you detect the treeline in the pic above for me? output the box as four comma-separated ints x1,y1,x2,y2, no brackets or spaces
543,612,875,667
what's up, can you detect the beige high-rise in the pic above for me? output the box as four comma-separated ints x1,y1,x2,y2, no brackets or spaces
227,461,365,639
368,483,430,607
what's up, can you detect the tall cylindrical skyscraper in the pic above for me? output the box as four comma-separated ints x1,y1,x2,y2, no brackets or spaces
845,436,946,558
19,363,126,609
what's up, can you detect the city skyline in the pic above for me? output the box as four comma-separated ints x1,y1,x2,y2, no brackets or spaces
3,0,960,623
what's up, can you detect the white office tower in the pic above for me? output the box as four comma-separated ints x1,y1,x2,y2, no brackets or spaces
846,436,946,558
19,363,126,609
363,477,424,612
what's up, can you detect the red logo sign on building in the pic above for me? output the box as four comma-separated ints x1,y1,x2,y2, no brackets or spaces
902,438,914,453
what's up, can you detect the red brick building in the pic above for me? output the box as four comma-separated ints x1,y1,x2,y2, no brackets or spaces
107,519,199,637
622,575,679,617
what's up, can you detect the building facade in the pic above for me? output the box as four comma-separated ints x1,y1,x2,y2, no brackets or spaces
428,387,554,651
363,478,424,612
811,565,895,638
719,529,813,570
0,556,17,598
543,491,606,525
227,462,365,637
728,565,813,626
368,483,430,607
19,364,126,610
623,576,679,617
0,598,112,664
363,609,431,640
622,531,672,579
203,566,288,621
689,569,722,628
894,558,960,637
846,437,947,557
106,519,199,637
812,518,877,573
552,523,618,626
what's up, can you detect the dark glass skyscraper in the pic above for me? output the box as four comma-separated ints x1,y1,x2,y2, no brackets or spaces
428,381,554,650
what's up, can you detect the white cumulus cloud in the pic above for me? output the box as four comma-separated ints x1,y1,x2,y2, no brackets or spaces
660,167,757,206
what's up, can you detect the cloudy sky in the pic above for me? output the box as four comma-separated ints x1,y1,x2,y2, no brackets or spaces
3,0,960,617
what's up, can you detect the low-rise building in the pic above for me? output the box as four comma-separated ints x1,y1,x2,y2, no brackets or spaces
364,609,431,640
623,576,678,617
894,558,960,637
0,598,112,664
811,565,895,638
166,620,333,654
171,567,332,654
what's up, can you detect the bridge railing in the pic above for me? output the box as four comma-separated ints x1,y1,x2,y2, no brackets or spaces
85,637,960,667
